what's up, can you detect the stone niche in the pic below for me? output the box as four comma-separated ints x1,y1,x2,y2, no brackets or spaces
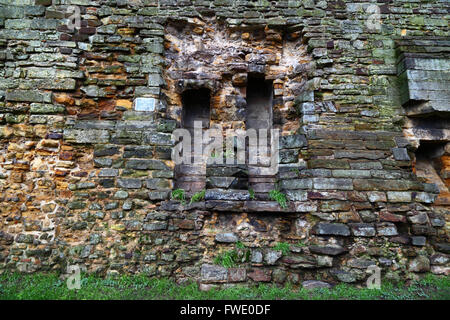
398,52,450,206
162,18,311,198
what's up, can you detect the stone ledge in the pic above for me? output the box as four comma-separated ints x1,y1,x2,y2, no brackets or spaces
161,200,318,213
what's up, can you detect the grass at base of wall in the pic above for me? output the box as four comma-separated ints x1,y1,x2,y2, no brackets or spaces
0,272,448,300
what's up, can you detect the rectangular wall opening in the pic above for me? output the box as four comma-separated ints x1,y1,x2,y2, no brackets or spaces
246,74,275,198
246,75,273,132
181,88,211,130
414,141,449,205
175,88,211,194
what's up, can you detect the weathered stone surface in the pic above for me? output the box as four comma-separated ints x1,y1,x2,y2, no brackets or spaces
376,223,398,236
126,159,169,170
408,212,428,224
117,178,142,189
251,250,263,264
280,135,307,149
6,90,52,103
215,232,238,243
201,264,228,283
98,168,118,177
302,280,332,290
272,269,287,283
349,223,376,237
314,223,350,236
30,103,65,114
280,179,312,190
309,244,347,256
285,190,308,201
387,192,412,202
247,269,271,282
335,150,385,160
264,250,282,265
228,268,246,282
330,269,356,283
435,243,450,254
313,178,353,191
380,211,406,223
143,221,168,231
411,236,426,246
309,159,350,169
409,256,430,273
64,129,110,144
392,148,411,161
347,258,376,269
281,255,317,268
430,254,449,265
354,179,420,191
205,189,250,201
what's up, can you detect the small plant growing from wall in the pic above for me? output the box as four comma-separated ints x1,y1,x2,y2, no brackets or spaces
269,189,288,209
171,188,186,205
249,188,256,200
189,189,205,204
235,241,245,250
273,242,291,256
297,240,307,247
214,241,250,268
214,250,239,268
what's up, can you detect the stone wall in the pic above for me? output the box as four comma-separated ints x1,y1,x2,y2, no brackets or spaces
0,0,449,287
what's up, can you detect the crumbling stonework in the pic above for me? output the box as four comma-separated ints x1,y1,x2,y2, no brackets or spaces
0,0,449,287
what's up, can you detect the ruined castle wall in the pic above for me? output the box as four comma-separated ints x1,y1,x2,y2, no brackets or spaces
0,0,449,286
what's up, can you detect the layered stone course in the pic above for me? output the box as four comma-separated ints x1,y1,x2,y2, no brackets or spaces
0,0,449,286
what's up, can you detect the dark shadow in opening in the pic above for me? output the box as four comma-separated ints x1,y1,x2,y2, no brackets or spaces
174,88,211,193
415,141,448,193
246,75,273,132
246,74,275,197
181,88,211,130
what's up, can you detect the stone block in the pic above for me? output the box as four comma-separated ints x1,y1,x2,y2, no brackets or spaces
387,191,412,202
392,147,410,161
215,232,238,243
411,236,426,246
314,223,350,236
117,178,142,189
143,221,168,231
126,159,169,170
264,250,282,265
247,268,272,282
376,223,398,236
302,280,332,290
280,134,307,149
409,256,430,273
6,90,52,103
308,159,350,169
309,244,347,256
64,129,110,144
145,178,171,190
228,268,246,282
30,103,65,114
201,264,228,283
285,190,308,201
280,178,312,190
313,178,353,190
349,223,376,237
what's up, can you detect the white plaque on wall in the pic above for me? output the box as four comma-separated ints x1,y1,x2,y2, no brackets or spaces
134,97,156,112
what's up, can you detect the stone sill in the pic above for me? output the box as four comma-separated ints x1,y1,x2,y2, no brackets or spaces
160,200,311,213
